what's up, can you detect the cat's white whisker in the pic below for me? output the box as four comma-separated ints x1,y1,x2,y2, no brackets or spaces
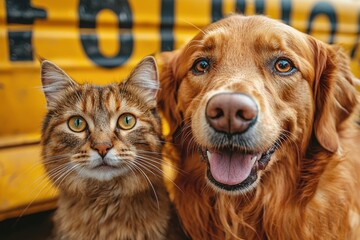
129,161,160,211
17,180,55,220
136,154,186,175
23,162,71,201
52,164,79,188
38,57,186,238
136,156,183,193
17,166,69,220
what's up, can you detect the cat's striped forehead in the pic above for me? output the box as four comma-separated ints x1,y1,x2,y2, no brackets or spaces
81,84,122,115
44,78,156,132
41,57,159,138
41,57,164,187
65,83,148,127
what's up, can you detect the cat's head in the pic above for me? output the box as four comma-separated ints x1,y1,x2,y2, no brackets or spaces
40,57,163,189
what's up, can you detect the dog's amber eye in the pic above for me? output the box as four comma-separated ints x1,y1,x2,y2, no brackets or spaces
274,59,294,74
68,116,87,132
192,59,210,75
118,113,136,130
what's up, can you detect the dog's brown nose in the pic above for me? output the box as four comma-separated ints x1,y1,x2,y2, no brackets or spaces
206,93,258,134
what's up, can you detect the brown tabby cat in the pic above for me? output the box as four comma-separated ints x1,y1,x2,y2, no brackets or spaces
40,57,187,240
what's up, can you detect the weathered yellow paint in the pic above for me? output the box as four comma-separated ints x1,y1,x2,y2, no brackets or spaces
0,0,359,219
0,144,57,220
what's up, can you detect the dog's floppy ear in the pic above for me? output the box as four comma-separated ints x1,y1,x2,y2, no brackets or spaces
157,50,183,140
310,37,357,153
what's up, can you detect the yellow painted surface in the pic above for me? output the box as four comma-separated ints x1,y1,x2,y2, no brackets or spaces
0,144,57,220
0,0,359,219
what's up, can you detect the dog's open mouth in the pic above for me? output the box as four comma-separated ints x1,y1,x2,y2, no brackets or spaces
200,144,276,191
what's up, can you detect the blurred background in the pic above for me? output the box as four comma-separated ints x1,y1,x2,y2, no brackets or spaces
0,0,359,239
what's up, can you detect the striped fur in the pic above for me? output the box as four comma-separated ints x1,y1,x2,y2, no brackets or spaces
40,57,187,240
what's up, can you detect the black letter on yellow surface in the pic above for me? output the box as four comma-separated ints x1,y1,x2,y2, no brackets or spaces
79,0,133,68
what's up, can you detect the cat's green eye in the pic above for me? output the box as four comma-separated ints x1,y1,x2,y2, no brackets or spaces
118,113,136,130
68,116,87,132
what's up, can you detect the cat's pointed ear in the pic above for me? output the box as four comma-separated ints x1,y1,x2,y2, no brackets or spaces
41,60,78,106
125,56,159,101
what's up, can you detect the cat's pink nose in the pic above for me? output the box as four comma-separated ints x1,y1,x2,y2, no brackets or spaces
92,143,113,158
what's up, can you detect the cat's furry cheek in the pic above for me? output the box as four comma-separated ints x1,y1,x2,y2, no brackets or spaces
40,57,182,239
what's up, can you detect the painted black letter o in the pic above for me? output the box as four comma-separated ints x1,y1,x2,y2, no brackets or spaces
79,0,133,68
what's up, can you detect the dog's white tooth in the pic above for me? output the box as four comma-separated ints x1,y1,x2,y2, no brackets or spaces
207,151,211,160
251,156,257,163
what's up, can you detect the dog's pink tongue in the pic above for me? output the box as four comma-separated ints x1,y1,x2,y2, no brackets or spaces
208,151,255,185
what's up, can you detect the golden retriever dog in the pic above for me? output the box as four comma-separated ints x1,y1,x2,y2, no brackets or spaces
158,15,360,239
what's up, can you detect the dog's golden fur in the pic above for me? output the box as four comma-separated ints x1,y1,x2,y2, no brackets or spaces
158,15,360,239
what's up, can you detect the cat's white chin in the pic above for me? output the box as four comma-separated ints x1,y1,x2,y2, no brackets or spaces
78,167,130,181
75,151,132,181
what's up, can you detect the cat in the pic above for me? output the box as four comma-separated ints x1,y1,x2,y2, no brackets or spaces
40,56,187,240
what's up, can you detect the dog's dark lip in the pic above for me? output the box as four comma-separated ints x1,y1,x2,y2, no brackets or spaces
200,143,277,191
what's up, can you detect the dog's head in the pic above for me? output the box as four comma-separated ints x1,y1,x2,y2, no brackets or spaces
158,15,357,193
